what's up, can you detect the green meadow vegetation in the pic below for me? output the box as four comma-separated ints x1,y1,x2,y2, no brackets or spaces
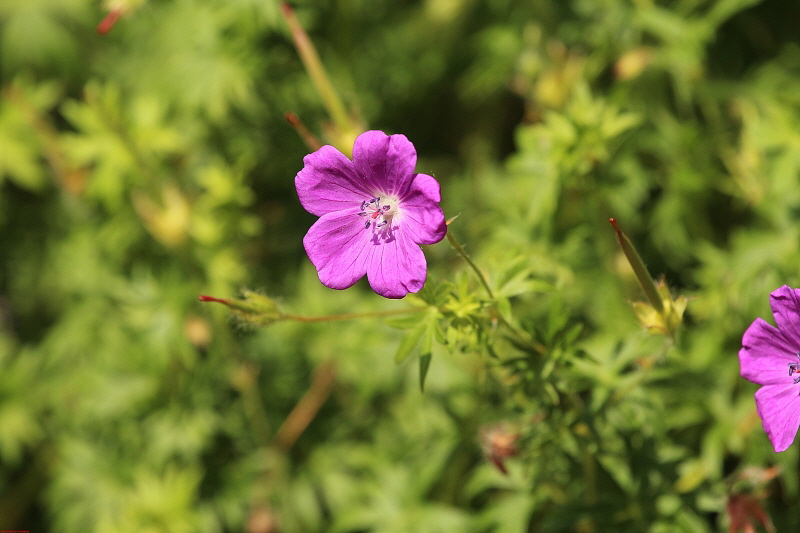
1,0,799,531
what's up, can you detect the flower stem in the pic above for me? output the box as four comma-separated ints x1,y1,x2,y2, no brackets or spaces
446,230,495,299
285,111,323,152
273,360,336,451
282,307,423,323
444,230,548,355
280,3,356,152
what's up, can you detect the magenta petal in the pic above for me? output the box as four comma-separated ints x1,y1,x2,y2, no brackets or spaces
352,131,417,196
770,285,800,348
740,286,800,452
755,384,800,452
303,210,370,290
296,145,371,217
739,318,798,385
364,227,427,299
400,173,447,245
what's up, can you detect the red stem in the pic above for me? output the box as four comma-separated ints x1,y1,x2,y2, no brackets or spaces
97,8,123,35
198,295,230,305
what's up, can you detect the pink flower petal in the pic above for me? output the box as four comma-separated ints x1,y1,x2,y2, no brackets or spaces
740,285,800,452
364,225,427,299
770,285,800,348
352,131,417,196
755,384,800,452
739,318,798,385
296,145,371,217
399,173,447,245
303,209,371,290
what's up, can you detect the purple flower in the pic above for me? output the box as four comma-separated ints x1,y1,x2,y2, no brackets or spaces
739,285,800,452
295,130,447,299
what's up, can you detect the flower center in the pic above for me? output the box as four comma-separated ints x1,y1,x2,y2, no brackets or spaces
358,195,399,229
789,353,800,384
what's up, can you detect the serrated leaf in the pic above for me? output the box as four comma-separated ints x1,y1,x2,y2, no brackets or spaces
418,353,432,392
394,319,426,364
420,314,435,355
393,308,439,365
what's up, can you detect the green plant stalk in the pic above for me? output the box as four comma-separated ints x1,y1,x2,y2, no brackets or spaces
445,230,549,353
609,218,663,313
280,3,353,146
446,229,495,300
240,368,273,447
200,295,423,324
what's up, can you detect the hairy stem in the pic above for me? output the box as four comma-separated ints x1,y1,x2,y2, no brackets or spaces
282,307,423,323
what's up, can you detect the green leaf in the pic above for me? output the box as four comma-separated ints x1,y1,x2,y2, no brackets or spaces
394,319,426,364
417,310,438,391
418,354,432,392
393,308,439,365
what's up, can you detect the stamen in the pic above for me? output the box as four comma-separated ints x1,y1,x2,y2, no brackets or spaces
357,194,398,231
790,363,800,384
790,353,800,384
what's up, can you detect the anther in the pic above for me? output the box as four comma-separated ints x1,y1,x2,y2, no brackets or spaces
790,357,800,384
357,194,397,230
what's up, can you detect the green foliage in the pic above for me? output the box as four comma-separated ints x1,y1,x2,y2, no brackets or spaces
2,0,800,532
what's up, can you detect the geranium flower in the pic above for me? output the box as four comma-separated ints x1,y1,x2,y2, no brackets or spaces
295,130,447,299
739,285,800,452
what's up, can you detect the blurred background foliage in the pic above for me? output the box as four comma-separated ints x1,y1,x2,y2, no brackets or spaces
1,0,800,531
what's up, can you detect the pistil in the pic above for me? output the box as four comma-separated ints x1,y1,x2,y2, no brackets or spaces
357,195,398,229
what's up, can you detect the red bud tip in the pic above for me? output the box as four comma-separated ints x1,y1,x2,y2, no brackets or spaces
280,3,294,17
489,456,509,475
284,111,301,127
97,8,123,35
284,111,323,152
198,295,229,305
609,218,619,231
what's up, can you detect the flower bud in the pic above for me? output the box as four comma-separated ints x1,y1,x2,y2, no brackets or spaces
480,424,520,475
610,218,688,337
199,291,283,326
631,278,688,336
